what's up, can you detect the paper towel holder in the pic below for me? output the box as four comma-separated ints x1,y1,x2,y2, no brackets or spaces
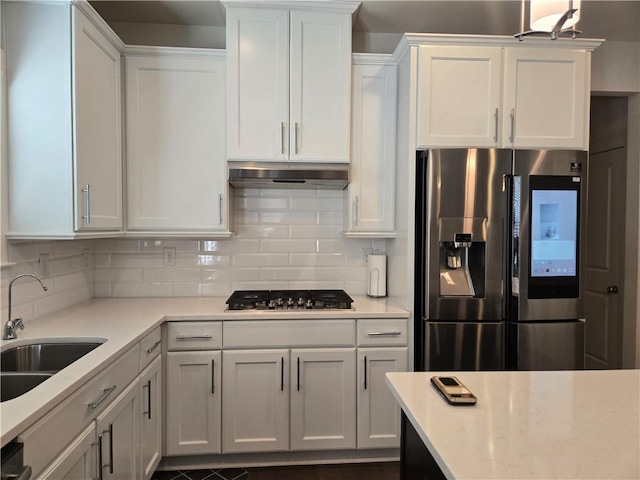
367,253,387,298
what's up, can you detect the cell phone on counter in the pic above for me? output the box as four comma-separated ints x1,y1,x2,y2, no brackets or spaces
430,376,477,406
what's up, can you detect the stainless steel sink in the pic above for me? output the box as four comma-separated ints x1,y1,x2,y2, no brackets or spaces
0,341,104,402
1,372,53,402
1,342,103,373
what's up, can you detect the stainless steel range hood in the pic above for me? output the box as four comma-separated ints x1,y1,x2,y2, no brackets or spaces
228,162,349,190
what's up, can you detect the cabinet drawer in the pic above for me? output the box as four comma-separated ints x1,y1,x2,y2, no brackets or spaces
223,320,355,348
20,345,139,478
139,326,162,369
166,322,222,351
357,319,408,346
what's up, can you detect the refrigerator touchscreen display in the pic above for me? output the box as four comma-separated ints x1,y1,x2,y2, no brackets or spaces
530,189,578,277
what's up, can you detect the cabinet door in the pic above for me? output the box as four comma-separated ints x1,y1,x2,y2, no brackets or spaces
125,53,228,232
73,8,123,231
165,351,222,455
289,10,351,162
39,423,96,480
357,347,408,449
347,62,397,235
96,380,138,480
290,348,356,451
503,48,589,149
226,7,289,161
139,355,162,480
222,350,289,453
417,46,502,148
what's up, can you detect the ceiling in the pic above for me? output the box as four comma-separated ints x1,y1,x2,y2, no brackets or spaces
90,0,639,43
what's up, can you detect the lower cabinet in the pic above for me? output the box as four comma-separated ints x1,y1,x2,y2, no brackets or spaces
221,348,356,453
140,355,162,479
290,348,356,451
357,347,408,449
221,350,289,453
39,423,96,480
96,379,139,480
165,350,222,455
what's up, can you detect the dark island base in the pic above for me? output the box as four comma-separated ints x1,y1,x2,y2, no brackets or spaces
401,412,446,480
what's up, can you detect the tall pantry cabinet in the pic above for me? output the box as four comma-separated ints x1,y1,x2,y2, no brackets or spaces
224,1,359,163
5,1,123,239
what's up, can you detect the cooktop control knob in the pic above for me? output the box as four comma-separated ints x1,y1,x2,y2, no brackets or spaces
305,299,314,309
268,300,276,309
287,297,295,307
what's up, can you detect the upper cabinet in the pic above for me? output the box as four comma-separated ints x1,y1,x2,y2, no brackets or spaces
345,57,397,237
5,1,123,239
225,1,359,163
415,38,600,150
124,48,232,237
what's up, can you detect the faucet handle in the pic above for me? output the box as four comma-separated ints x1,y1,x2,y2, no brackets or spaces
14,318,25,330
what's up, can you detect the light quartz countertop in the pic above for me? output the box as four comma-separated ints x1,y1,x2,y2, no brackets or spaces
386,370,640,479
1,295,408,447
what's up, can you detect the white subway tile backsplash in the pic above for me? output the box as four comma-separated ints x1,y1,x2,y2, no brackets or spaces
290,225,343,239
260,267,316,281
35,290,74,318
111,254,163,269
111,282,172,297
290,253,345,267
261,239,318,253
261,211,318,225
233,254,289,267
235,225,289,239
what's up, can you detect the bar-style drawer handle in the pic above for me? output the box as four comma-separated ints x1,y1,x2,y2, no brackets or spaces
146,340,161,353
175,334,213,340
367,332,402,336
88,385,117,409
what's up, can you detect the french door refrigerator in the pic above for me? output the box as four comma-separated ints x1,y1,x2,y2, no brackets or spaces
415,148,587,371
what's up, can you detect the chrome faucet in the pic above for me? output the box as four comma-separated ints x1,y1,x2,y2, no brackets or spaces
4,274,48,340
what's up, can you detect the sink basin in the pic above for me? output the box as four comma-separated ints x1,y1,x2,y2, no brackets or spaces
1,372,53,402
1,342,103,373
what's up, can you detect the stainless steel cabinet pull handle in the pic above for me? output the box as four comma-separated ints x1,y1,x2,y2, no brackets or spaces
98,434,104,480
88,385,117,409
294,122,299,154
509,108,515,143
281,122,286,154
296,357,300,392
102,423,114,474
12,466,31,480
367,331,402,336
176,334,212,340
280,357,284,391
82,184,91,224
353,196,359,227
146,340,161,354
211,359,215,394
219,194,223,225
493,108,499,142
108,423,114,474
364,356,368,390
142,380,152,419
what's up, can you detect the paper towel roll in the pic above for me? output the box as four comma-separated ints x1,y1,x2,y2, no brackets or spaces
367,254,387,297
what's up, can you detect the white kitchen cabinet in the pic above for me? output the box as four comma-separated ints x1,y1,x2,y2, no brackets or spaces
356,319,408,449
357,348,408,449
416,43,591,150
96,378,139,480
225,2,357,162
139,355,162,480
345,58,397,237
5,1,123,239
290,348,356,450
222,349,290,453
124,48,232,236
38,424,96,480
165,351,222,455
417,46,502,148
502,47,589,149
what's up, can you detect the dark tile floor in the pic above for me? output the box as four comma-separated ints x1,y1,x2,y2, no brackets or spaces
152,462,399,480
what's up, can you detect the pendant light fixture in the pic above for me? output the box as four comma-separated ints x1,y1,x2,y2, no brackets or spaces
514,0,582,41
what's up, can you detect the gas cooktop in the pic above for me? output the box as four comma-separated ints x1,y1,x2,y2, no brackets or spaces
226,290,354,311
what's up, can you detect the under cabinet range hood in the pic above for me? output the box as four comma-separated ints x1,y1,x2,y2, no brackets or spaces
228,162,349,190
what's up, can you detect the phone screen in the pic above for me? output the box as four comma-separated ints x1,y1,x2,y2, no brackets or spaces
439,377,459,386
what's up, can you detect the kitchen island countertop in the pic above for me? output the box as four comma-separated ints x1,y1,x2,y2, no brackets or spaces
386,370,640,479
1,295,408,447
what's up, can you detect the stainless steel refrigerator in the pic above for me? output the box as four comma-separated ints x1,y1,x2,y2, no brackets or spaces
415,148,587,371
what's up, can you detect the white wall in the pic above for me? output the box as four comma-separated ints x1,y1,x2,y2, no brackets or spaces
109,22,225,49
94,188,381,298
